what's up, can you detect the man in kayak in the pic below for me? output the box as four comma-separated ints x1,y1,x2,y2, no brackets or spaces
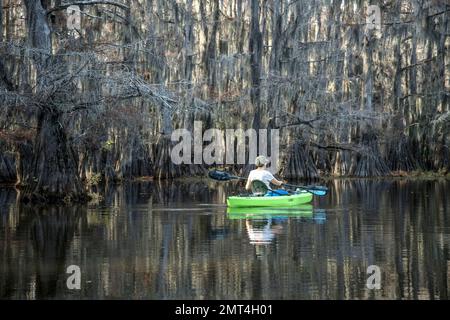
245,155,288,195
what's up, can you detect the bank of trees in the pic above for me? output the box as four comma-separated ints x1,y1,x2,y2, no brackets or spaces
0,0,449,203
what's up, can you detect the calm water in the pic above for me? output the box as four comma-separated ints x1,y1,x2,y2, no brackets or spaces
0,179,449,300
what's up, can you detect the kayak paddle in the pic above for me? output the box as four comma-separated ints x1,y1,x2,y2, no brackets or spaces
208,170,328,196
282,183,328,196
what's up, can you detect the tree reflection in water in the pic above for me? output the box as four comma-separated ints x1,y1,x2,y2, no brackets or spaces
0,201,85,299
0,179,449,299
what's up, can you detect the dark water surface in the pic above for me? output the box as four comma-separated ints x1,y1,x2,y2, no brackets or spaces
0,179,449,299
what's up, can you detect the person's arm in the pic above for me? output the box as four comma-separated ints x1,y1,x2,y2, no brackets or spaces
245,178,252,190
245,172,253,190
271,178,284,186
266,171,284,187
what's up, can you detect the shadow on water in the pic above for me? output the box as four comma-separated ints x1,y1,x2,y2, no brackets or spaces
0,179,449,299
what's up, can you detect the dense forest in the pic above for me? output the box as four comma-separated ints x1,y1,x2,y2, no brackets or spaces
0,0,449,203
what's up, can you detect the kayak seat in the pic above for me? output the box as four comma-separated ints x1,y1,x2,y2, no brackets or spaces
251,180,268,196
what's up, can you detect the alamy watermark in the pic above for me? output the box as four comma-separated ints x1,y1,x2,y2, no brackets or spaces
366,5,381,31
170,121,280,173
66,265,81,290
366,265,381,290
67,5,81,31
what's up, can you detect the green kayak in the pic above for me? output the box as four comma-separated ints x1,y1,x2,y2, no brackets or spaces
227,205,314,219
227,191,313,208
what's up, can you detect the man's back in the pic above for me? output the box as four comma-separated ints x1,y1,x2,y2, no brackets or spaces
247,169,275,188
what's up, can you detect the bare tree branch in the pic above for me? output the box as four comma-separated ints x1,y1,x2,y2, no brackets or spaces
47,0,129,15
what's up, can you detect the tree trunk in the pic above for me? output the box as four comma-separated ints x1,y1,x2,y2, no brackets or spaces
184,0,194,84
280,141,319,180
249,0,263,131
17,111,88,203
0,151,16,182
17,0,88,203
351,129,390,177
153,107,183,179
